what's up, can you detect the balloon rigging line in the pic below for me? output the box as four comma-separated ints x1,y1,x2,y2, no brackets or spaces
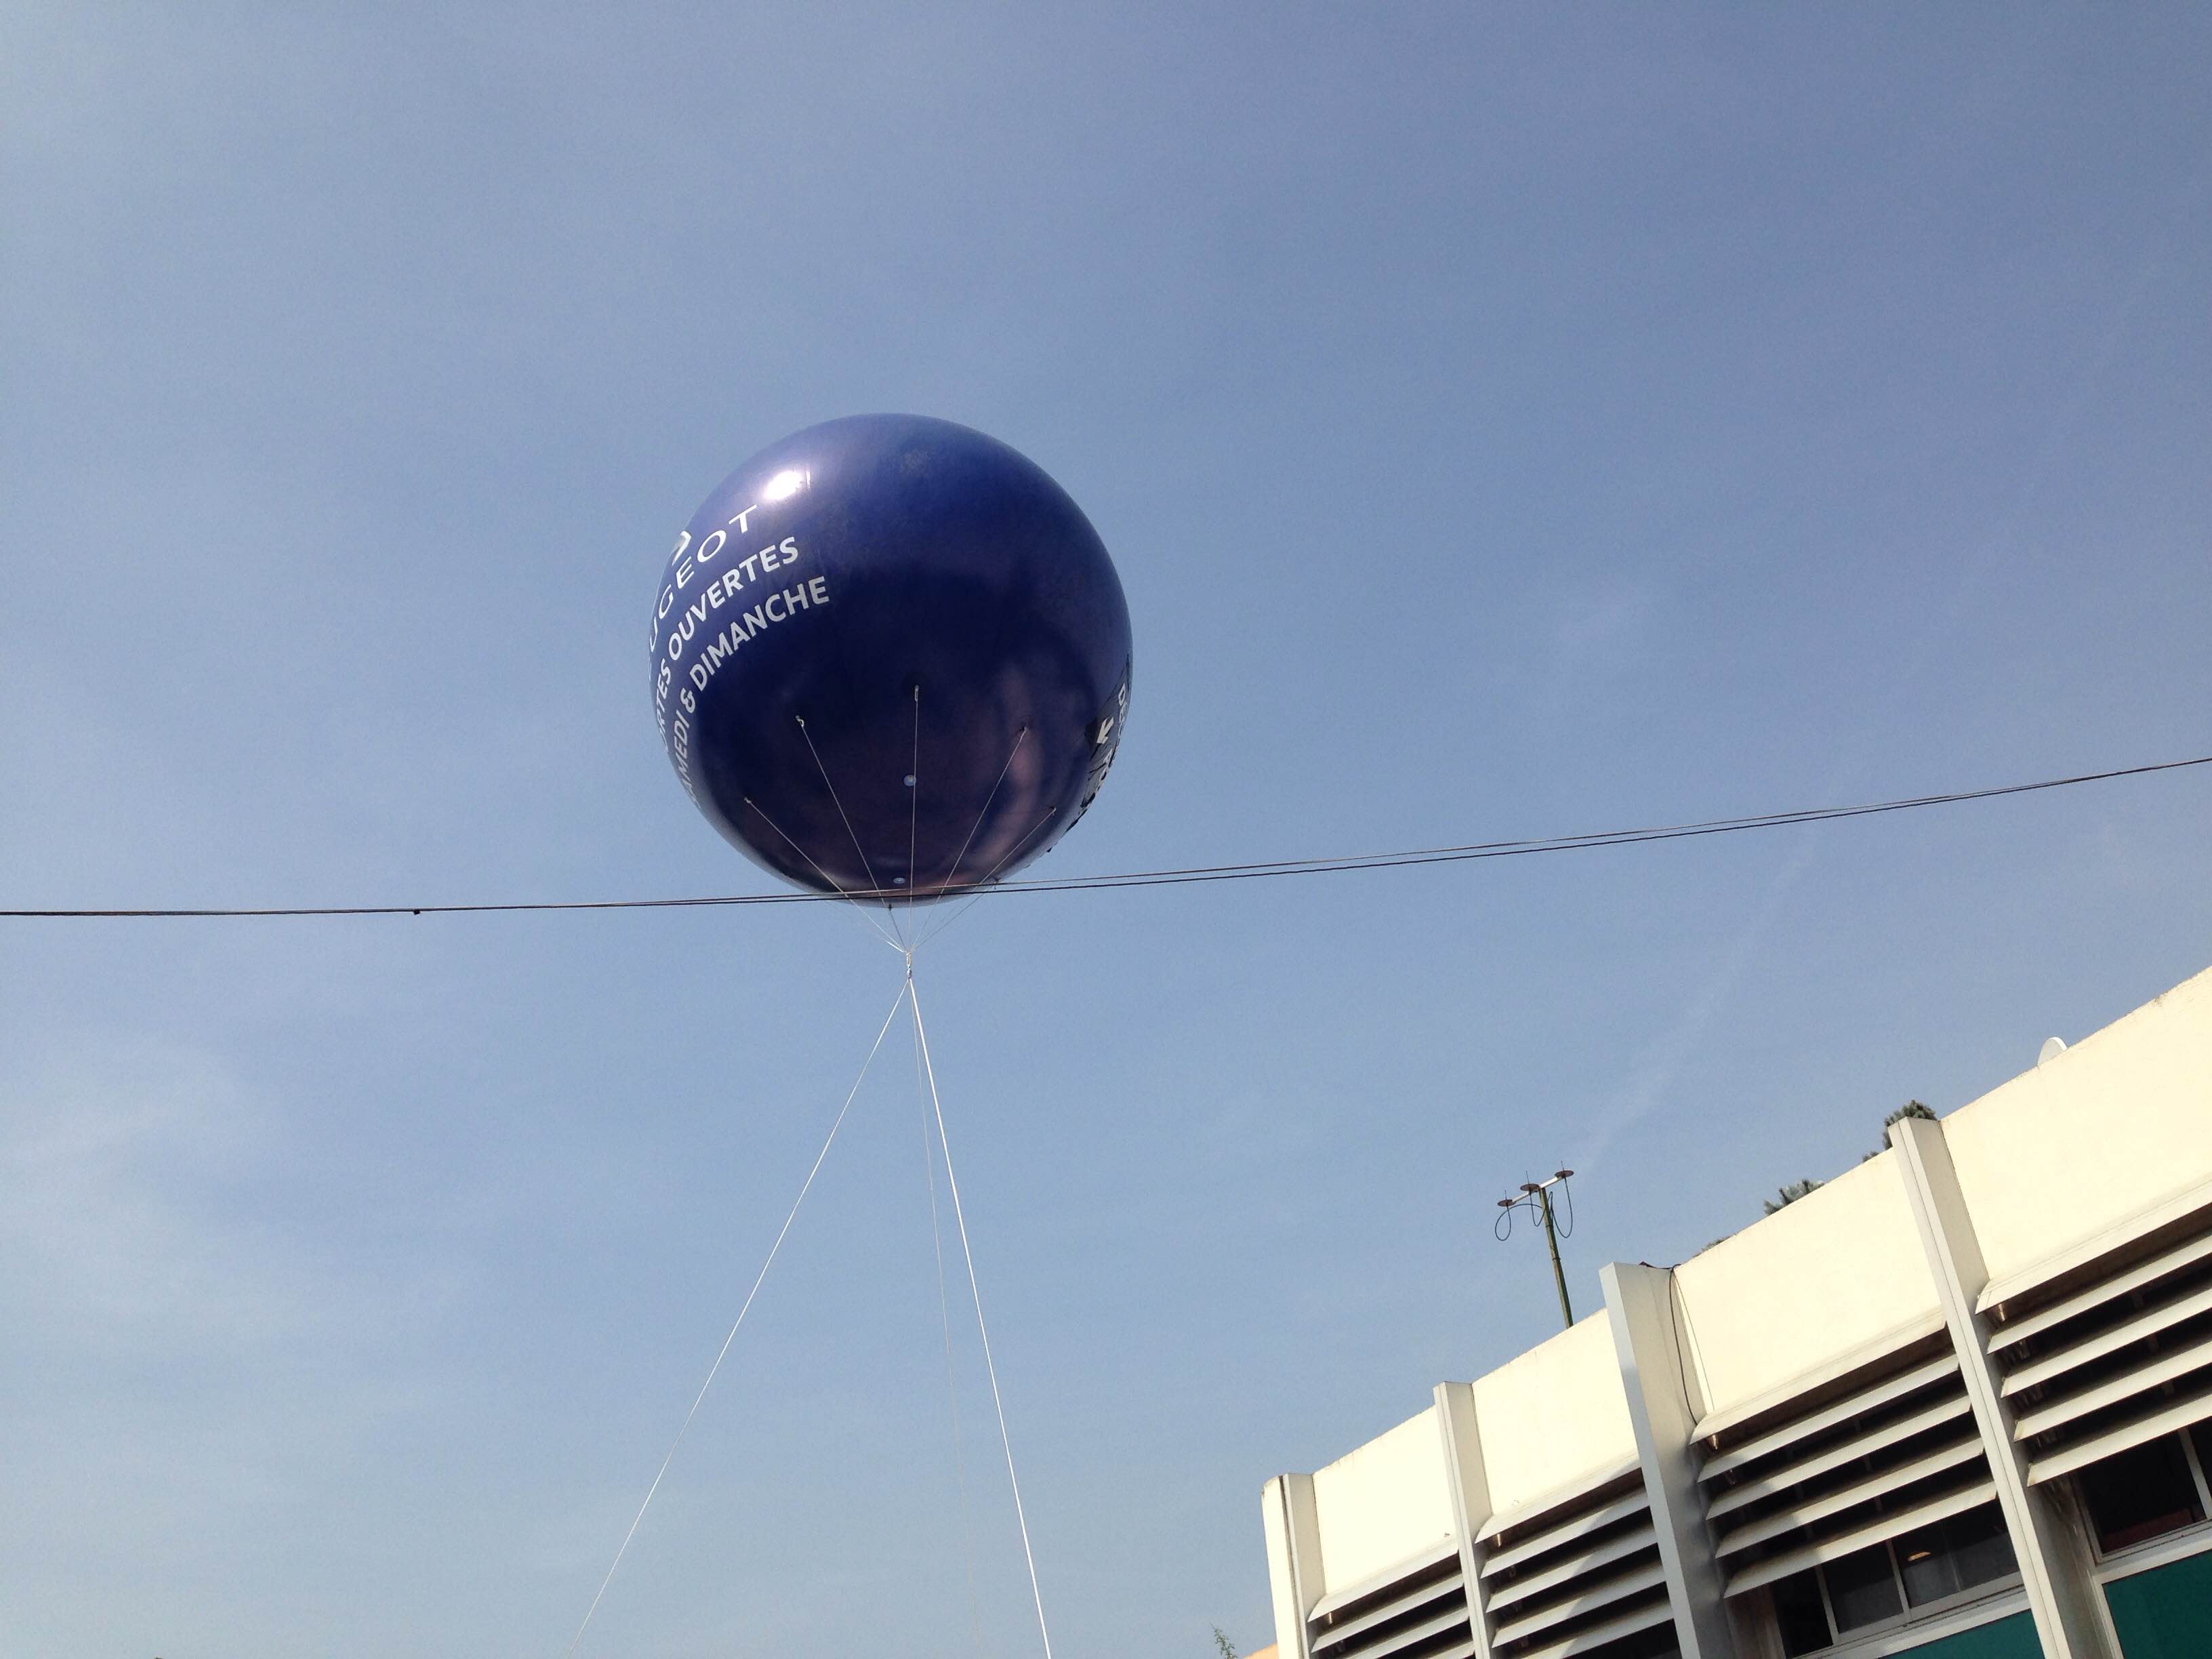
738,792,905,949
565,981,911,1658
910,728,1044,951
936,726,1031,901
907,686,923,949
916,805,1062,951
914,1001,991,1658
741,790,898,939
910,963,1057,1659
796,714,898,947
8,754,2207,920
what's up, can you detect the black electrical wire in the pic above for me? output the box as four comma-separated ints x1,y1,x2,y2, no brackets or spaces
3,754,2205,920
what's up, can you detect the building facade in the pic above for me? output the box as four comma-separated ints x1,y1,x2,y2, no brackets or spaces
1262,966,2212,1659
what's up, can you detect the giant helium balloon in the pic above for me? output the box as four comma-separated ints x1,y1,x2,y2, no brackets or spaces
650,415,1132,902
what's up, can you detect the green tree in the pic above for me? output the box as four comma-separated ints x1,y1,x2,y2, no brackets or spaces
1214,1628,1240,1658
1757,1101,1940,1221
1763,1177,1824,1214
1862,1099,1937,1161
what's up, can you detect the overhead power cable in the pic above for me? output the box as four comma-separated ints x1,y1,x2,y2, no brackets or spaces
4,754,2205,921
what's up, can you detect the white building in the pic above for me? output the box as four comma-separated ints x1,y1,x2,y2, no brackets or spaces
1261,965,2212,1659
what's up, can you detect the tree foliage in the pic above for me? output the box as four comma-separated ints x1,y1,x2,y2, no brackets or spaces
1763,1178,1824,1215
1860,1099,1938,1162
1769,1102,1940,1214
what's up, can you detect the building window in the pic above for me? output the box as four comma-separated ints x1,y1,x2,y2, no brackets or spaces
1895,1506,2015,1606
2076,1425,2212,1555
1766,1501,2020,1656
1771,1568,1831,1655
1824,1542,1904,1632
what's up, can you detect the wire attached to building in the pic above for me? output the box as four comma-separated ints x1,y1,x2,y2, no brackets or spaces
5,754,2205,922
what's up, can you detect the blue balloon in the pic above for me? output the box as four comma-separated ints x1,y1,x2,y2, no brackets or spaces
651,415,1132,902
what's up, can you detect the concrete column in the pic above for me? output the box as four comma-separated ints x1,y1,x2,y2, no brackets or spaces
1433,1381,1502,1659
1602,1261,1737,1659
1889,1115,2121,1659
1261,1472,1322,1659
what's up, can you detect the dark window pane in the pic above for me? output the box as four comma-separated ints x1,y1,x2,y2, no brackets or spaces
1607,1628,1681,1659
1771,1567,1832,1656
2190,1416,2212,1486
2077,1435,2204,1553
1893,1504,2018,1606
1823,1543,1903,1632
1944,1504,2018,1591
1894,1519,1962,1606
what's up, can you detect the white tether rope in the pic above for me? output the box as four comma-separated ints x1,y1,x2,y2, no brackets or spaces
916,1004,991,1656
909,963,1057,1659
565,981,911,1656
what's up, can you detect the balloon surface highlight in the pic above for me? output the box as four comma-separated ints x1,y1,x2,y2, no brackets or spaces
651,415,1132,902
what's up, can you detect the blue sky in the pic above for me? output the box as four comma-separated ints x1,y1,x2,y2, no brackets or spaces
4,5,2210,1654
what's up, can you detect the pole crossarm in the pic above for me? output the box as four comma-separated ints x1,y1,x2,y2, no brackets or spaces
1494,1168,1578,1329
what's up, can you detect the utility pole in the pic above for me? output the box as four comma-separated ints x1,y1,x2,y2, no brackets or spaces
1495,1169,1576,1329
